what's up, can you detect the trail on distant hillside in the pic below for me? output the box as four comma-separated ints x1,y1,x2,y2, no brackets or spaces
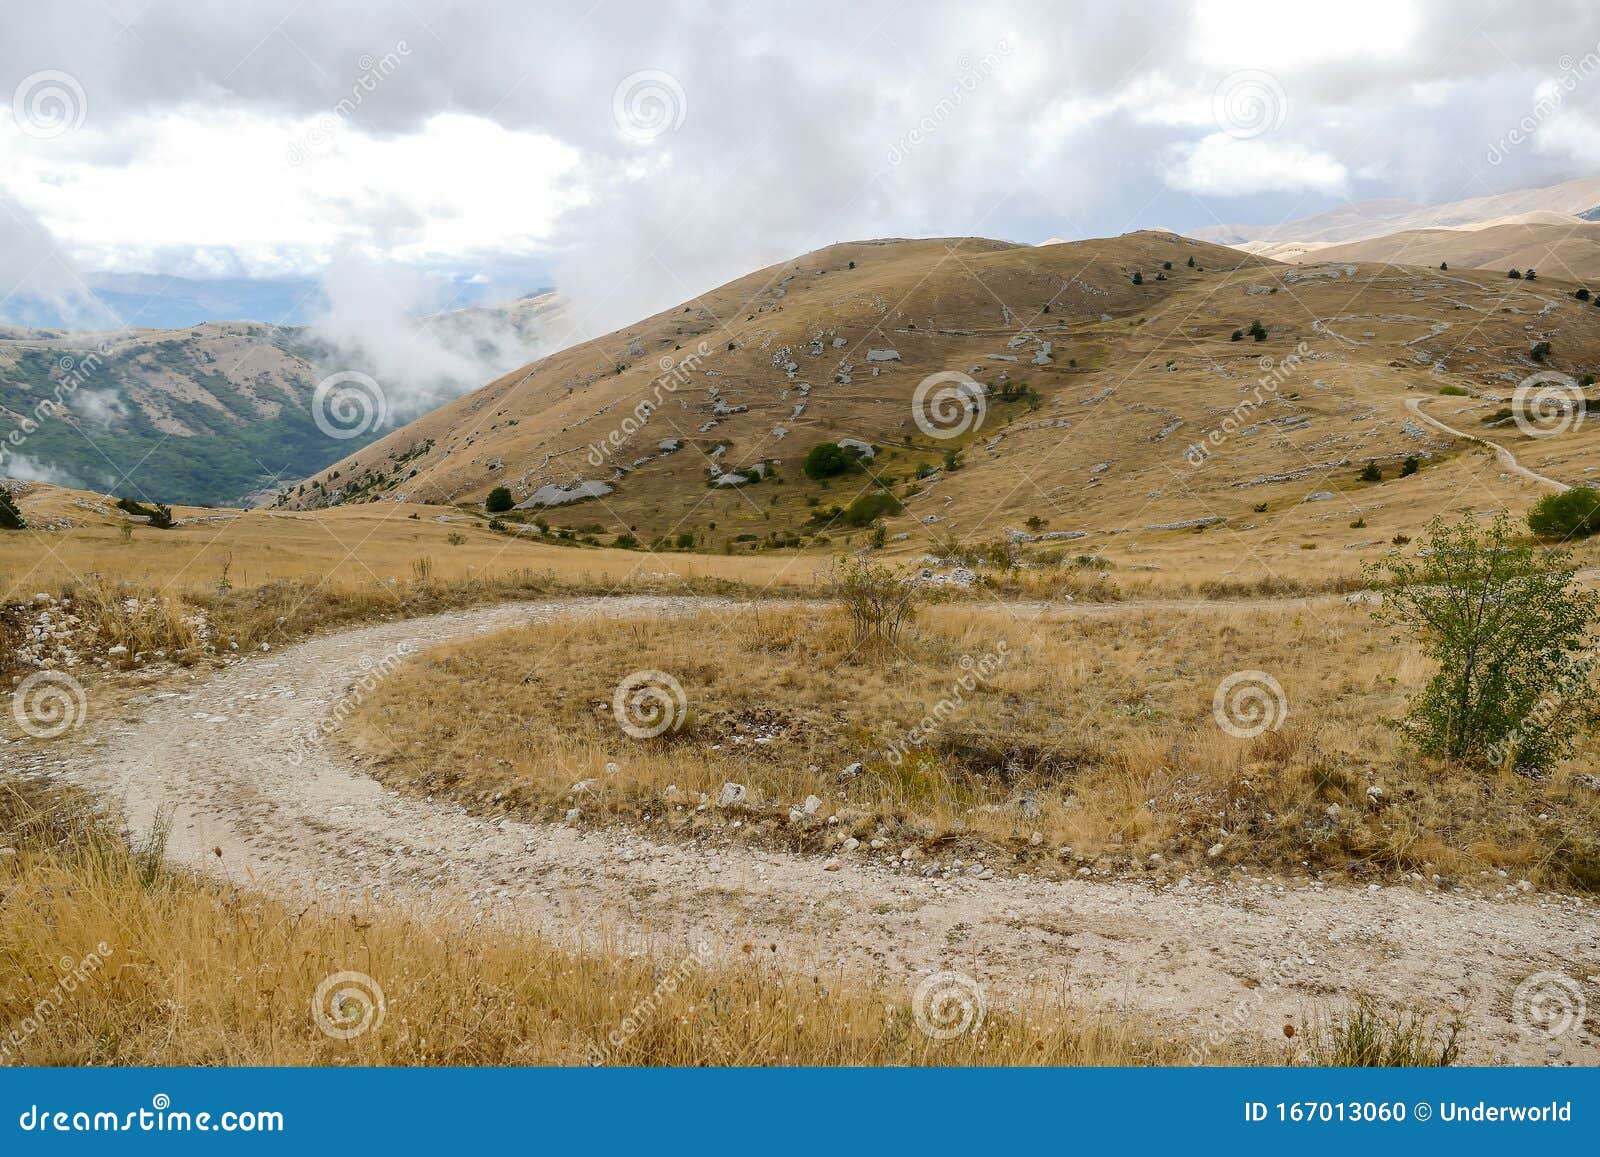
1406,397,1571,491
34,595,1597,1065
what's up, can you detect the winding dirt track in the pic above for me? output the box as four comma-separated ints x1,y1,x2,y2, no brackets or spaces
46,596,1600,1063
1406,397,1570,491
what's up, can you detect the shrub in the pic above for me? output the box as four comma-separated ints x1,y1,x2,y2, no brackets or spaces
1131,271,1143,285
1230,330,1243,341
942,449,963,472
1527,486,1600,540
1508,269,1523,279
675,530,695,549
1439,261,1448,270
1248,320,1267,341
1531,341,1551,363
1359,460,1382,483
842,490,902,527
485,486,514,513
827,556,915,653
1306,998,1463,1067
613,533,639,549
1024,515,1047,531
1186,256,1196,268
1365,513,1600,773
1526,269,1538,280
445,531,467,546
0,489,24,530
1400,456,1420,477
1577,288,1591,302
1438,385,1469,396
803,442,853,480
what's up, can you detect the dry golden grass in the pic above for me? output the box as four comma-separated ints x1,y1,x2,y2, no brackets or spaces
345,601,1600,890
0,782,1226,1066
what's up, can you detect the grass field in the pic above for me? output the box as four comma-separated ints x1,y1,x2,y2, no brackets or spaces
342,600,1600,891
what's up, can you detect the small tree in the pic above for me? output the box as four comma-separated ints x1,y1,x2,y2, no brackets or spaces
1576,288,1591,302
1186,256,1196,268
1400,456,1420,477
1365,513,1599,773
0,488,24,530
828,556,916,654
1526,269,1538,280
803,442,852,480
1359,460,1383,483
485,486,514,513
1439,261,1448,271
1508,269,1523,279
1248,319,1267,341
148,503,174,530
1131,271,1143,285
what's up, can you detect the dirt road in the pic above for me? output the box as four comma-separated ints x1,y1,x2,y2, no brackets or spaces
37,595,1599,1064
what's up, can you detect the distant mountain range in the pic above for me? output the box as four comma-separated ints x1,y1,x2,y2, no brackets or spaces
0,294,563,506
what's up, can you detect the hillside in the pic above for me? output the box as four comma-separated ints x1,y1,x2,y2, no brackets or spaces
1275,220,1600,283
0,295,559,506
1194,175,1600,247
288,231,1600,574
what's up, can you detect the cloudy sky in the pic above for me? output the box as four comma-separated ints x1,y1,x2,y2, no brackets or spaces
3,0,1599,335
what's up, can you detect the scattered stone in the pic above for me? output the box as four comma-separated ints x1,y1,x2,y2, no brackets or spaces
718,782,748,807
837,761,863,783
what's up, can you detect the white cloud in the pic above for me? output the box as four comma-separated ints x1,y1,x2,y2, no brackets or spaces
1164,133,1350,196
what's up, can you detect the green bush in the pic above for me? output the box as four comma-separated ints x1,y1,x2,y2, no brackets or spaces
1400,456,1420,477
1527,486,1600,540
1365,513,1599,774
1438,385,1469,396
803,442,853,480
485,486,514,513
841,490,902,527
0,488,24,529
1359,460,1382,483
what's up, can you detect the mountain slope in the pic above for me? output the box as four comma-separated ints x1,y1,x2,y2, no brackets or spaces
1275,220,1600,283
0,295,560,506
288,232,1600,572
1195,176,1600,247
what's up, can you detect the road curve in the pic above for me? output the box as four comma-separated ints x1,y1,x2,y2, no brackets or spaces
1406,396,1570,491
37,594,1600,1064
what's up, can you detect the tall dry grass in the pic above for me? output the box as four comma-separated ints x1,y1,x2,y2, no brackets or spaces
0,782,1220,1066
345,602,1600,890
